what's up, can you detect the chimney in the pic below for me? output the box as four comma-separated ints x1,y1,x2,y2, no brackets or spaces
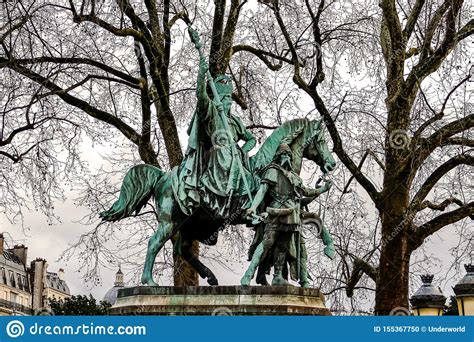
0,234,3,255
13,245,28,266
58,268,65,281
30,258,47,311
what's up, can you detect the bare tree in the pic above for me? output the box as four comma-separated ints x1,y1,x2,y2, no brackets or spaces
0,60,88,226
245,0,472,314
1,0,471,315
0,0,254,286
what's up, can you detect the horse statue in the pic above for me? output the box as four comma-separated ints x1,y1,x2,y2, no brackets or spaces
100,118,336,286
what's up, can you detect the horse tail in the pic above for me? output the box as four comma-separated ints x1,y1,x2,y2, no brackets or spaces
99,164,165,222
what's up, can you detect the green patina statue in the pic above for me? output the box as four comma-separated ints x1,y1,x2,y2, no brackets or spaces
99,26,337,288
177,27,256,219
241,142,334,287
251,211,335,288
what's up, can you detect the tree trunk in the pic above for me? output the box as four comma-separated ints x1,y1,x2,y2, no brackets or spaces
375,231,411,315
152,77,200,286
158,112,199,286
173,240,200,286
375,171,412,315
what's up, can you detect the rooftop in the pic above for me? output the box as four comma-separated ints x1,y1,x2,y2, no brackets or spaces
45,272,70,295
1,250,23,266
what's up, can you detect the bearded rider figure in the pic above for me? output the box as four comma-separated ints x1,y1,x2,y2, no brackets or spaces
174,28,256,219
240,143,332,287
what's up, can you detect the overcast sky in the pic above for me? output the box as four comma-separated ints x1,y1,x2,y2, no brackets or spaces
0,133,471,305
0,0,471,308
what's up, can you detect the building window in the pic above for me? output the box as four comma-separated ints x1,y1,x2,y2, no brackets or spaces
22,275,29,292
8,270,15,288
10,292,17,304
16,273,22,290
0,268,6,284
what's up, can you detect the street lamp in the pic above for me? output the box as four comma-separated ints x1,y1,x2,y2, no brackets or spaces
453,264,474,316
410,275,446,316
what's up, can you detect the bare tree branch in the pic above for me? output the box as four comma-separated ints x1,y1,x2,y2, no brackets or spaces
403,0,425,40
419,197,465,211
412,202,474,249
410,154,474,211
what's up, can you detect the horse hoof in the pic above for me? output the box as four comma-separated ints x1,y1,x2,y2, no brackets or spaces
141,275,158,287
256,276,269,286
207,275,218,286
240,276,251,286
324,245,335,260
271,276,290,286
300,281,310,288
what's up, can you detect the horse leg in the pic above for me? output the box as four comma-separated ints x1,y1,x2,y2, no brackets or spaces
180,240,218,286
141,220,173,286
255,267,269,286
320,223,335,260
298,238,310,288
240,230,276,286
141,174,180,286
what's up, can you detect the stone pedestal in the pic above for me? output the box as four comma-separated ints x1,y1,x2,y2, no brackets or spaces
109,285,330,315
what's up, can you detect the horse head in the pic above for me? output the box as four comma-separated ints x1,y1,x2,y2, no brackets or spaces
302,120,336,175
250,118,336,176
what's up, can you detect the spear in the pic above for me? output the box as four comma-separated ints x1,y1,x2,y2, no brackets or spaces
187,25,253,202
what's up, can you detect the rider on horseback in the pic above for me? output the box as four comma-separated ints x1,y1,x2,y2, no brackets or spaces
100,26,337,287
175,28,256,219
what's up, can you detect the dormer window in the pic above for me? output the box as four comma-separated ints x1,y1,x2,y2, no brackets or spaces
0,268,5,284
16,273,23,291
22,275,29,292
9,270,15,288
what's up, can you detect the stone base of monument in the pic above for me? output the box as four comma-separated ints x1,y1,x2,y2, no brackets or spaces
109,285,330,316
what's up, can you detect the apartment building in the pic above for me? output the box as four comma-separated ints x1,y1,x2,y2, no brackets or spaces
0,234,32,315
0,233,71,315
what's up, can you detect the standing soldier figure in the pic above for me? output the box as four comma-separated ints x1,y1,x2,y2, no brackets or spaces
241,143,332,287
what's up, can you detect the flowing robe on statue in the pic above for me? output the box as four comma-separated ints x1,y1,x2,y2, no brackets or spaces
172,97,255,219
